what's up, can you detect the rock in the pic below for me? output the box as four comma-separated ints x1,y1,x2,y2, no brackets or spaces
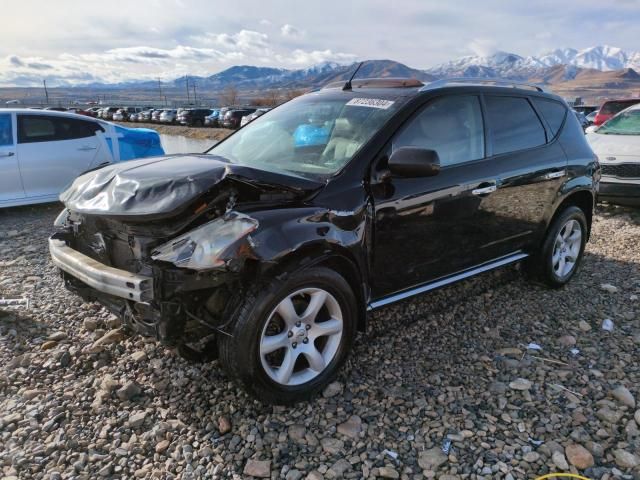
600,283,618,293
83,318,99,331
48,331,68,341
552,451,569,470
326,459,351,478
565,444,594,470
497,347,522,357
58,350,71,368
116,381,142,401
155,440,170,454
611,385,636,408
131,350,147,362
288,424,307,443
613,449,639,469
100,374,119,392
322,381,343,398
578,320,591,332
558,335,576,346
509,378,532,391
243,459,271,478
22,389,46,400
218,415,232,434
128,411,147,428
320,437,344,455
41,340,58,350
596,407,623,424
523,451,540,462
635,410,640,426
378,466,400,479
286,470,304,480
305,471,323,480
337,415,362,438
417,448,447,471
91,328,126,349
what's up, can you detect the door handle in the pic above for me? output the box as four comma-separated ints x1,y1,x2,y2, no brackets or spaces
0,151,15,157
544,170,566,180
471,184,497,196
78,146,97,151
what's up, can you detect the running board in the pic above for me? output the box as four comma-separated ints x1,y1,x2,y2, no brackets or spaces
367,252,529,311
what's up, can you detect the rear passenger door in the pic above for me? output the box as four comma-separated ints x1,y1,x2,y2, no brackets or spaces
0,112,25,203
17,114,104,199
479,95,568,255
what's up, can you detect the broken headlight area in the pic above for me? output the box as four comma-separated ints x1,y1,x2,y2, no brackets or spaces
151,212,258,271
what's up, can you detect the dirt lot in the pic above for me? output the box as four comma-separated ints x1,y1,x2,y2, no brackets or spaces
0,203,639,479
114,121,232,142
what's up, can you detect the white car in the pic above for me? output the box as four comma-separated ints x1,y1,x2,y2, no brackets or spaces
159,109,177,124
0,109,164,208
587,103,640,206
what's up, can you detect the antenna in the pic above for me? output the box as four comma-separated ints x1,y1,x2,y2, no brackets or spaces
343,62,364,91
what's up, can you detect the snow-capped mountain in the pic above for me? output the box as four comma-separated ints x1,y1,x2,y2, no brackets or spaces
426,45,640,79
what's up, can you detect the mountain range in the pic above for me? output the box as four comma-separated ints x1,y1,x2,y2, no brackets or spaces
86,45,640,94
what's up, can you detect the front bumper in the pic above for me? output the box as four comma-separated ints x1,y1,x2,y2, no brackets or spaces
49,237,154,302
598,177,640,205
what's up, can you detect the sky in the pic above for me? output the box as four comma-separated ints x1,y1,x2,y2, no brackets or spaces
1,0,639,86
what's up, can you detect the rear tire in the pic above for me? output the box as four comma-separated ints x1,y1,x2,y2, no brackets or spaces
526,206,587,288
218,266,357,404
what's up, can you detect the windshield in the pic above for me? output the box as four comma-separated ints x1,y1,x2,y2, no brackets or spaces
598,109,640,135
207,93,402,179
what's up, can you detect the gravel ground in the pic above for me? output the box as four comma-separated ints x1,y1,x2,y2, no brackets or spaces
0,203,639,480
113,121,232,142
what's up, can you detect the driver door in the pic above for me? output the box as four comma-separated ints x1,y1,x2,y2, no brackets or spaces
371,95,505,298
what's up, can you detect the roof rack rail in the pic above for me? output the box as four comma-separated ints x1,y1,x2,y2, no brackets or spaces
421,77,545,92
322,77,425,90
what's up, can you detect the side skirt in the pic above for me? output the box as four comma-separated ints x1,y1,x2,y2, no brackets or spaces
367,252,528,311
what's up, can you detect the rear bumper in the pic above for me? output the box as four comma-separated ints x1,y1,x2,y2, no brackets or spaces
49,237,154,302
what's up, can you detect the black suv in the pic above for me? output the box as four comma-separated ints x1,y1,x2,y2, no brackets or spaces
50,78,599,404
221,108,256,129
178,108,213,127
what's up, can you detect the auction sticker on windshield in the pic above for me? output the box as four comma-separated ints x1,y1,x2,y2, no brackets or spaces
346,98,395,109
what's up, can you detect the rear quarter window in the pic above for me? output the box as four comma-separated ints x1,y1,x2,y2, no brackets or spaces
531,98,567,138
485,96,546,155
601,100,640,115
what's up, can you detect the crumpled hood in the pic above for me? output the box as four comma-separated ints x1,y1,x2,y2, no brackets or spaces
60,154,323,219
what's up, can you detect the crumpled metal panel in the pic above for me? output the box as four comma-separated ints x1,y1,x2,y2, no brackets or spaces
59,154,322,219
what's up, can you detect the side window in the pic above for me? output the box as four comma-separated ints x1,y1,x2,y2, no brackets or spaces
0,114,13,146
392,95,485,167
18,115,103,144
485,96,546,155
532,98,567,138
18,116,57,143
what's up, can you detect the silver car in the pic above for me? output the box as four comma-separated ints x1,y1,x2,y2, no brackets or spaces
159,109,178,124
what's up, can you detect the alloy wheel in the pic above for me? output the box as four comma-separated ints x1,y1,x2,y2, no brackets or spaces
259,288,343,386
552,219,582,279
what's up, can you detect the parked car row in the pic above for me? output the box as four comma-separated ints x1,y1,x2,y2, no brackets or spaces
85,106,272,129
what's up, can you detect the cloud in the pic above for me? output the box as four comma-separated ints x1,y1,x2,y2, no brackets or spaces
8,55,24,67
194,30,271,55
467,38,498,58
280,24,303,38
277,49,357,66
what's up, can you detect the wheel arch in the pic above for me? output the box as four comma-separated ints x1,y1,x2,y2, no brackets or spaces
252,242,368,332
549,188,594,240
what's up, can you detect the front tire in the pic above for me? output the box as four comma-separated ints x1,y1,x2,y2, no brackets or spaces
527,206,587,288
218,266,357,404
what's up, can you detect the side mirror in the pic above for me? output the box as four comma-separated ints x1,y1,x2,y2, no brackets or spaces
388,147,440,177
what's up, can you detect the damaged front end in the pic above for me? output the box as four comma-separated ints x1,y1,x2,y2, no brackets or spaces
50,155,322,353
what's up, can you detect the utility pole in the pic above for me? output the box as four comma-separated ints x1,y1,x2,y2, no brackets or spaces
192,81,197,105
43,79,49,105
158,78,163,106
185,76,190,104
